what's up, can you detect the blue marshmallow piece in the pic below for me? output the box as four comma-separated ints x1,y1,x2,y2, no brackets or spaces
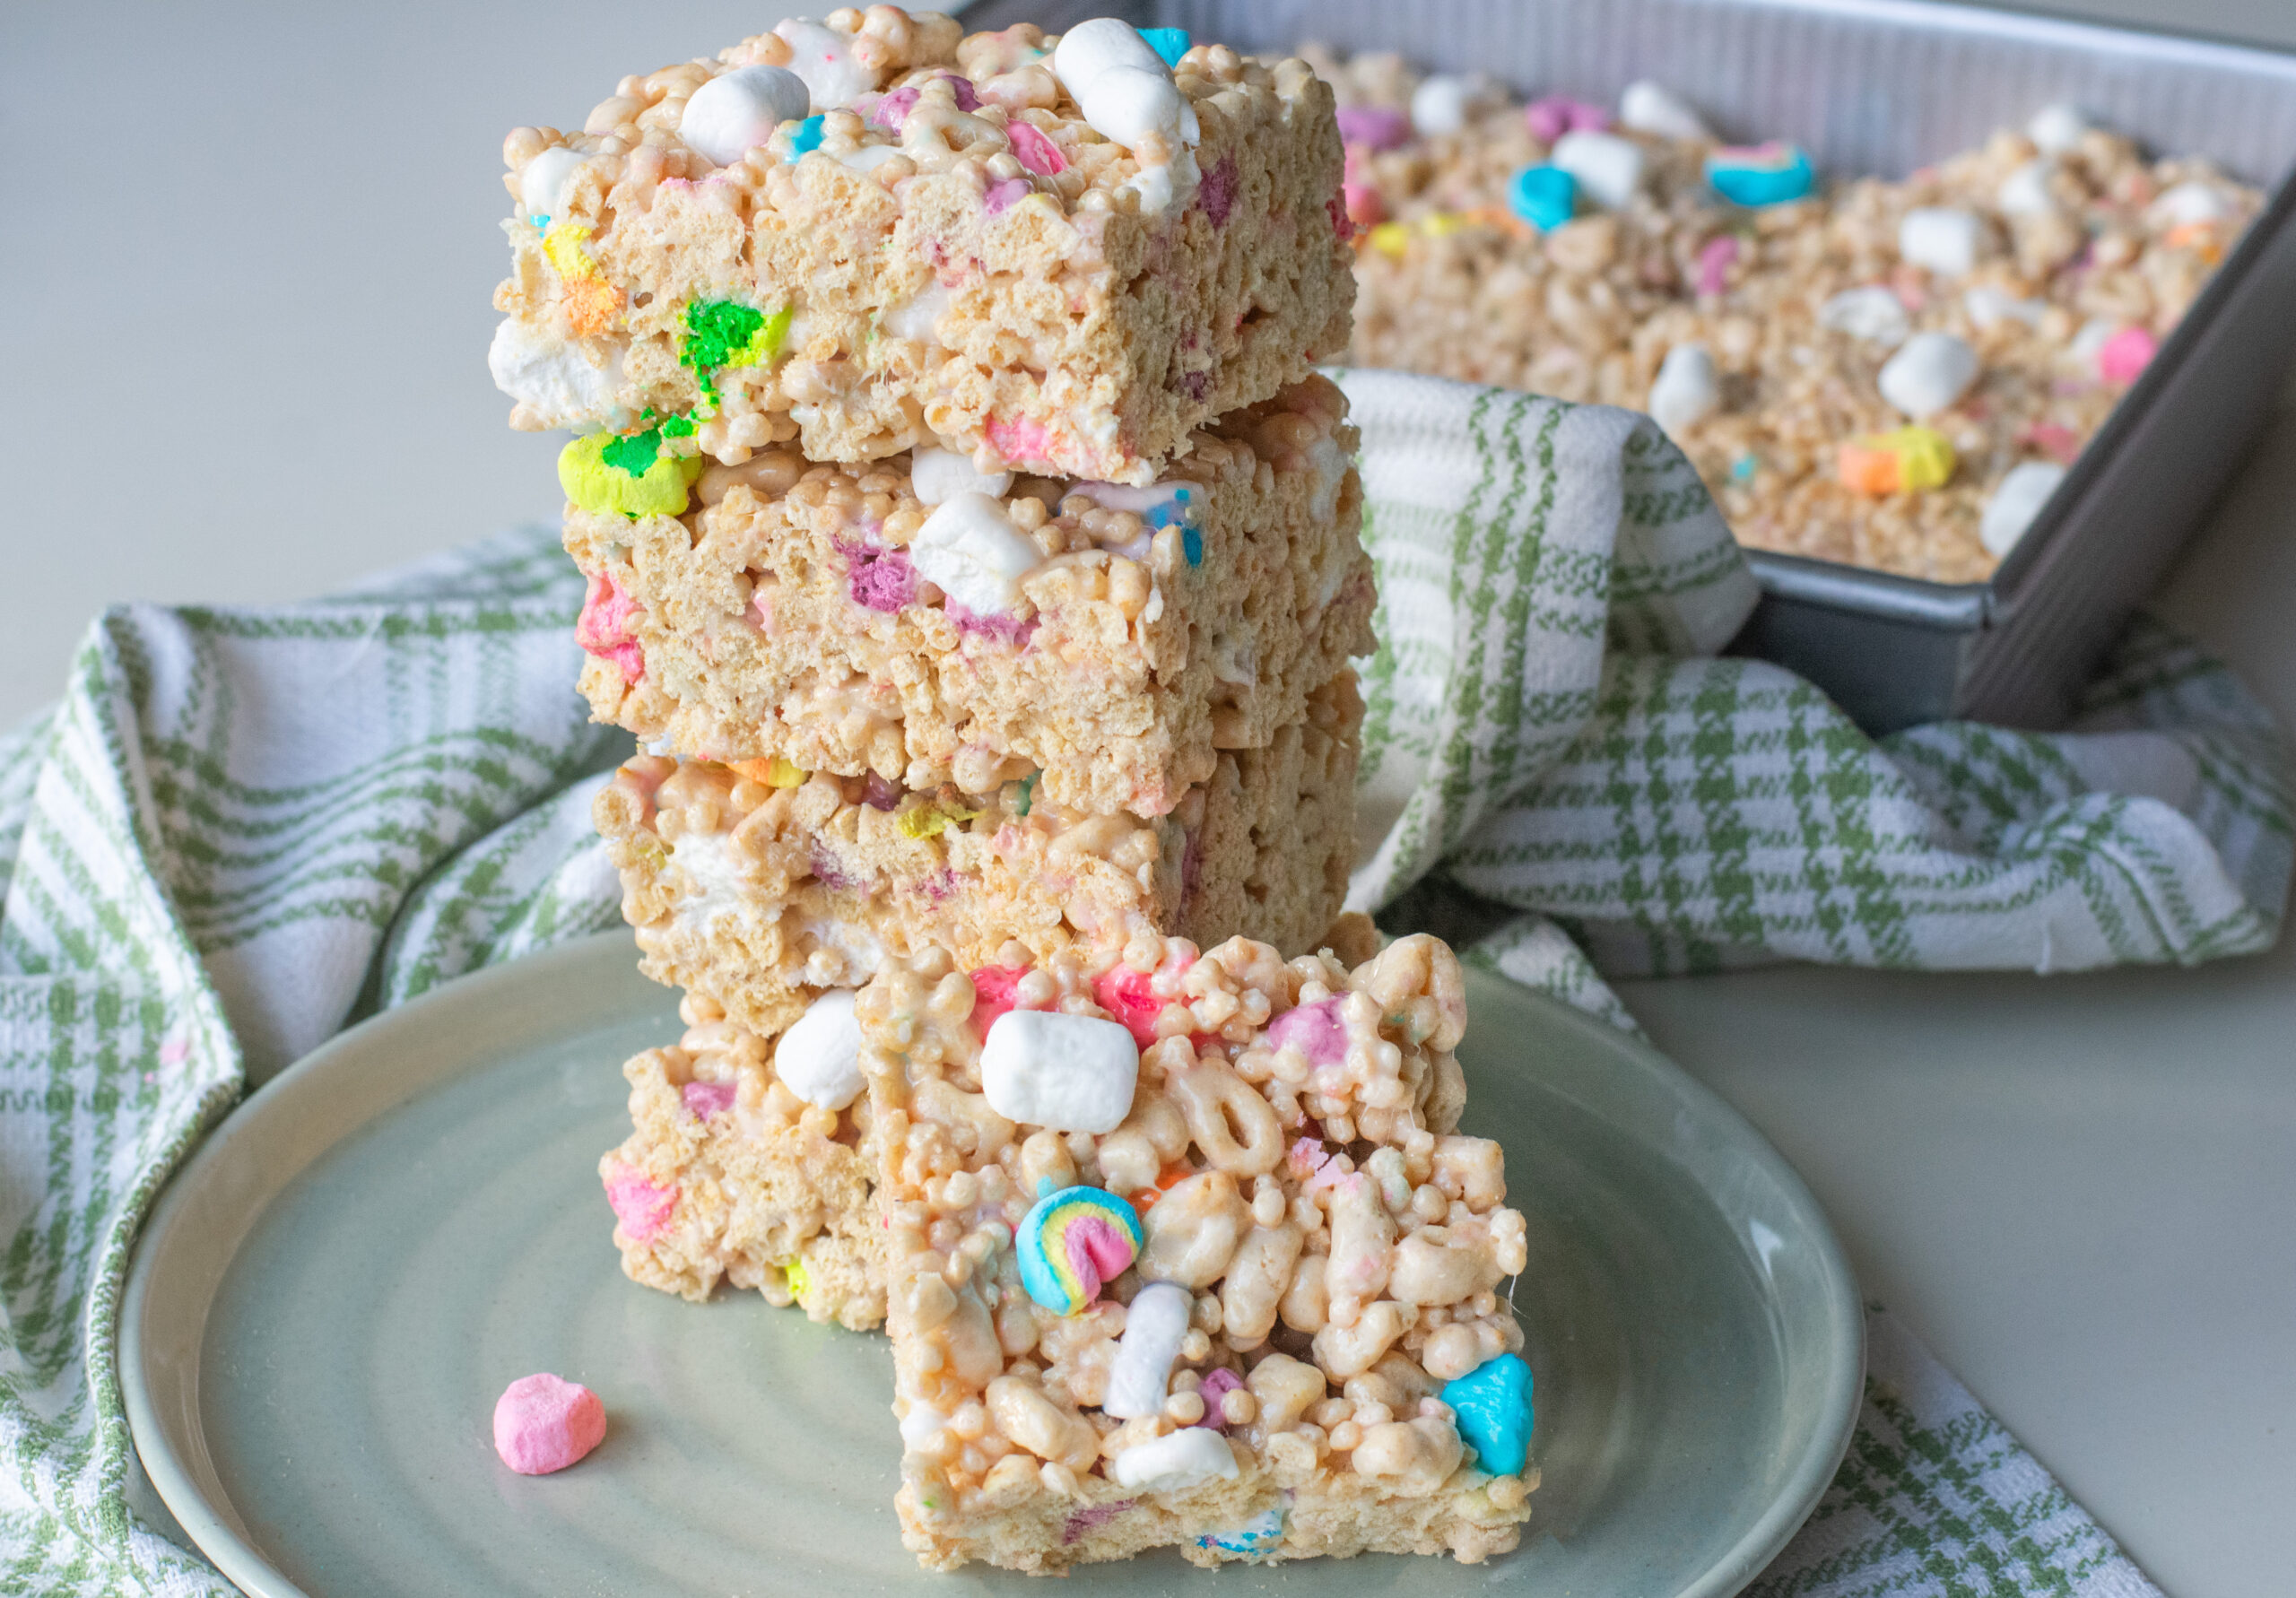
787,115,827,161
1442,1353,1534,1475
1196,1507,1285,1555
1138,28,1192,68
1705,143,1816,207
1509,165,1578,233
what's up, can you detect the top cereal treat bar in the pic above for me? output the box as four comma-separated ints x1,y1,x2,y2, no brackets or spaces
491,10,1356,486
859,926,1536,1573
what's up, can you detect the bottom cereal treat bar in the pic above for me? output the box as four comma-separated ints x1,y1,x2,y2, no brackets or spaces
857,928,1537,1573
601,991,885,1330
595,673,1361,1041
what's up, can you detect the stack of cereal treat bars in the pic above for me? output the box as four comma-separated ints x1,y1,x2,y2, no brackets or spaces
489,9,1535,1571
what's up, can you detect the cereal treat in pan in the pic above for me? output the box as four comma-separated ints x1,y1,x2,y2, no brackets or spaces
594,671,1362,1043
1314,50,2263,581
565,377,1373,820
601,989,886,1330
491,11,1355,485
857,928,1537,1572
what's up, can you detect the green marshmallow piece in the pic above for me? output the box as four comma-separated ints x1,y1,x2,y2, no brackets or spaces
560,429,704,518
681,299,792,405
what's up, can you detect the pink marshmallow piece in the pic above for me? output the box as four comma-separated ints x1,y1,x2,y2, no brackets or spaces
1526,95,1608,143
1092,965,1170,1049
2097,326,2158,386
1696,235,1738,297
493,1373,605,1475
604,1165,677,1241
682,1080,735,1120
967,963,1029,1033
983,413,1059,470
576,571,647,686
1007,120,1065,177
1267,996,1347,1065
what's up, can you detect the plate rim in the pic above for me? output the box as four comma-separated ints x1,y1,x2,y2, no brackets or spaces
1472,971,1866,1598
120,932,1864,1598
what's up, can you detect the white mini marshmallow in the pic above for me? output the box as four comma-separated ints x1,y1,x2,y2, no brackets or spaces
2068,317,2120,370
488,317,622,430
1619,79,1712,142
1409,74,1490,137
774,18,876,109
775,990,866,1111
2152,180,2229,229
1551,130,1646,211
1103,1282,1192,1419
1053,20,1199,154
1648,343,1720,434
680,65,811,166
883,282,951,345
1817,286,1911,349
838,142,909,174
518,146,587,221
1996,160,2057,218
910,446,1013,507
2027,102,2091,156
1964,285,2044,330
1110,1425,1239,1491
898,1402,947,1447
1306,433,1348,522
1052,17,1169,82
1979,461,2066,558
980,1010,1139,1133
1900,207,1984,276
1878,330,1980,419
909,492,1044,615
1083,66,1197,153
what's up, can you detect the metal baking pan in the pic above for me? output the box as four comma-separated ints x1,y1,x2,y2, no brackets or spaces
965,0,2296,734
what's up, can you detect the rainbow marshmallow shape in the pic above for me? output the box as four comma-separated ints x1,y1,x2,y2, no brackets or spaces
1016,1185,1144,1315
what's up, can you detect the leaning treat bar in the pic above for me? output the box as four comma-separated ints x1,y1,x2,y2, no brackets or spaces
564,376,1372,817
491,10,1355,485
857,928,1536,1572
595,671,1361,1041
601,990,886,1329
1312,50,2264,581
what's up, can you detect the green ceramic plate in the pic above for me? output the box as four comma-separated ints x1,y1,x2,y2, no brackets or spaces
121,931,1861,1596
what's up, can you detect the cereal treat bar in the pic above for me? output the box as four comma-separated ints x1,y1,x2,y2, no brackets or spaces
1311,50,2264,581
600,991,886,1330
857,927,1538,1572
595,670,1361,1042
566,377,1372,818
491,11,1355,486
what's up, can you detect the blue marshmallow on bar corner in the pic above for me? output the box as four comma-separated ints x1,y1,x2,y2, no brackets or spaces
1509,165,1578,232
1442,1352,1534,1475
1706,142,1816,207
1138,28,1191,68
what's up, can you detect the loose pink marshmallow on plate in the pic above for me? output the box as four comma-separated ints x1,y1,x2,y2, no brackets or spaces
492,1373,606,1474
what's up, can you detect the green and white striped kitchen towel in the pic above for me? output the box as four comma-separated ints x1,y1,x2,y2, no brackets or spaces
4,366,2282,1594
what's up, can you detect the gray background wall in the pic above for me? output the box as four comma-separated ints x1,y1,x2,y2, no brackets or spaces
4,0,2292,725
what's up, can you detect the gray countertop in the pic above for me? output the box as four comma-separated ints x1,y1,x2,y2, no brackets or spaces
8,3,2295,1594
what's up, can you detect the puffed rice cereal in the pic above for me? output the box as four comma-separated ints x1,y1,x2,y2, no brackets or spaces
859,921,1537,1572
1314,49,2264,581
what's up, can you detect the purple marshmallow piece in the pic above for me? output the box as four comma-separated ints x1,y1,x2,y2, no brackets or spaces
1335,105,1410,151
